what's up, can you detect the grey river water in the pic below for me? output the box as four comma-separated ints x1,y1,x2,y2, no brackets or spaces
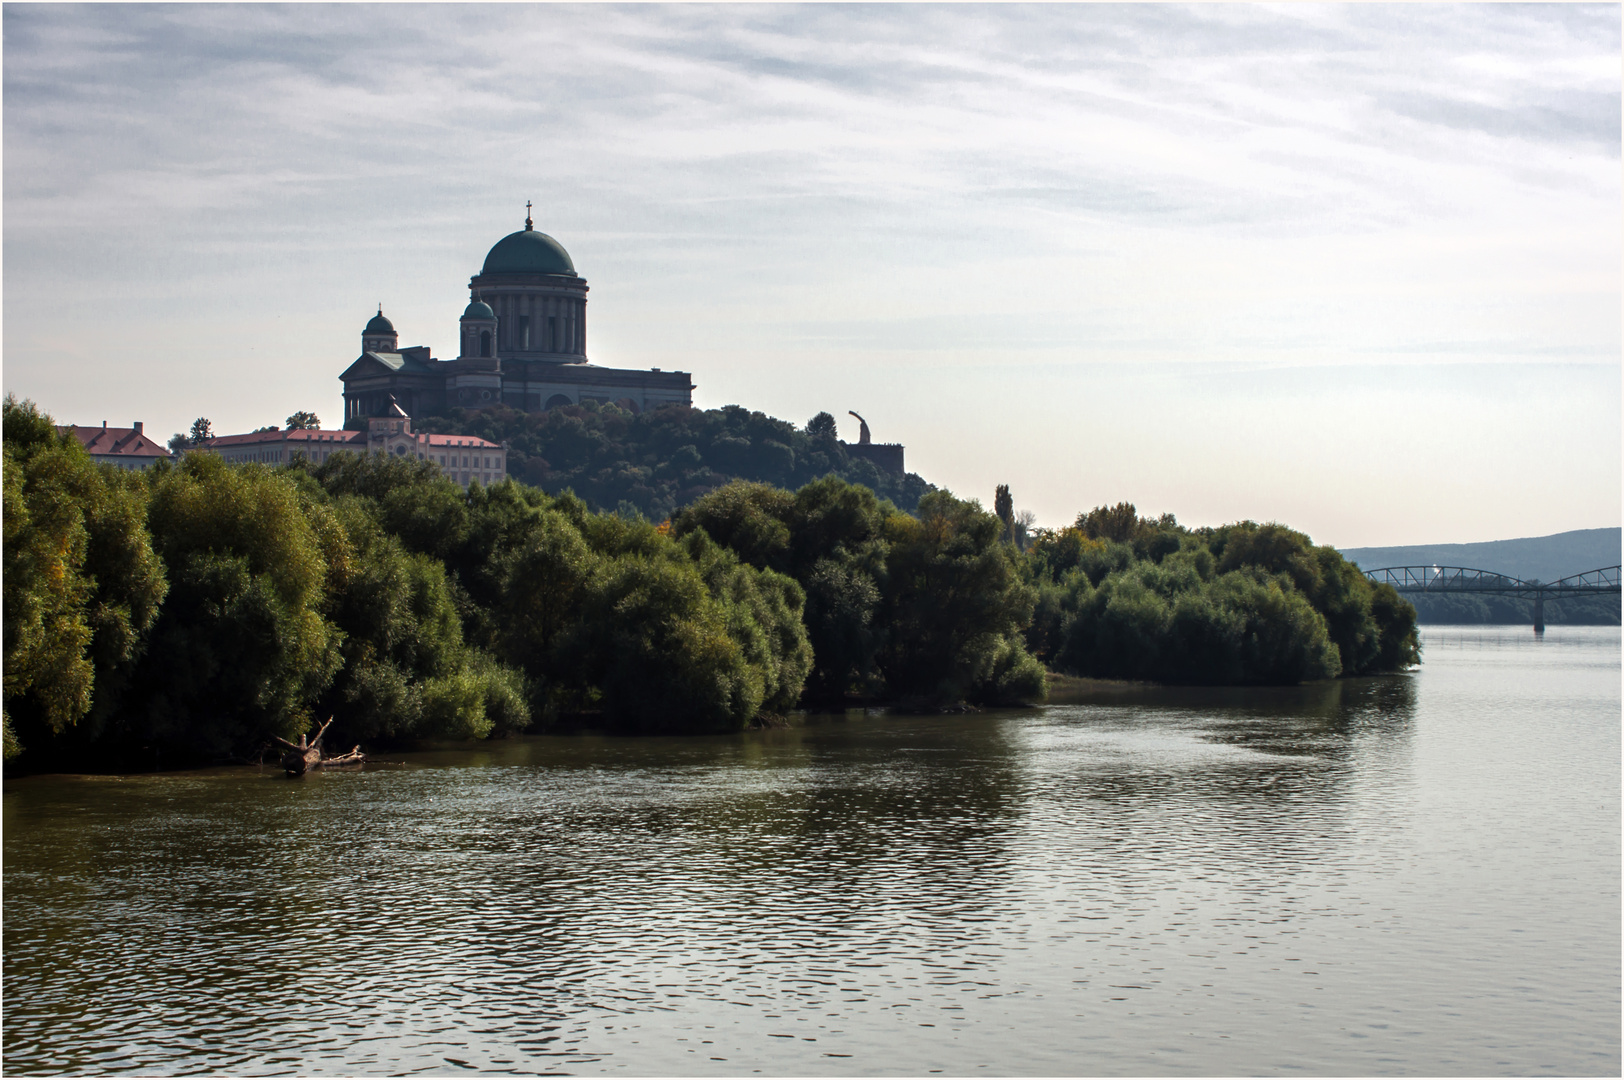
4,626,1619,1075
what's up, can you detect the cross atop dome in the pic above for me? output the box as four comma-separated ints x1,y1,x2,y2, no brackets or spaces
524,200,533,232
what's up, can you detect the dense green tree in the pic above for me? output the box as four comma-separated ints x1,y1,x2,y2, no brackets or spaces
787,475,890,574
3,424,94,757
75,467,170,730
314,497,525,742
487,505,600,716
1208,522,1418,676
1034,508,1418,685
994,484,1013,542
800,556,884,700
682,529,814,715
673,481,795,572
1077,502,1141,544
573,552,758,733
299,452,804,733
290,453,539,739
805,411,838,438
675,477,896,701
308,451,471,561
1053,556,1341,685
2,397,168,761
286,411,321,430
124,453,344,760
879,491,1045,704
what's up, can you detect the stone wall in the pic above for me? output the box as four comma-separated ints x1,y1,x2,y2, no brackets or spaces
842,441,905,476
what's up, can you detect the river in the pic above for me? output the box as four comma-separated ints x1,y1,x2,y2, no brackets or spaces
4,626,1618,1075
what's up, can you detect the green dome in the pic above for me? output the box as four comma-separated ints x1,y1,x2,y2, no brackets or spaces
481,227,576,276
462,299,495,320
364,309,395,335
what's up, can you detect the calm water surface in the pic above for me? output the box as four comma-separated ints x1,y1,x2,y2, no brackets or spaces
4,626,1618,1075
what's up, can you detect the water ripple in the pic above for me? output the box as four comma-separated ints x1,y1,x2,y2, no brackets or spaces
4,628,1619,1075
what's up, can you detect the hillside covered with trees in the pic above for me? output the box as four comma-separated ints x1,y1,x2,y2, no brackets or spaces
5,395,1418,772
410,401,935,519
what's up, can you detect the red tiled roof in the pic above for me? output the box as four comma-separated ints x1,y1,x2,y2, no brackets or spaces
206,428,365,448
59,425,171,458
204,428,500,450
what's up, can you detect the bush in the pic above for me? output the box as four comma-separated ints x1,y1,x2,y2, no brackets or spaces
1041,509,1413,685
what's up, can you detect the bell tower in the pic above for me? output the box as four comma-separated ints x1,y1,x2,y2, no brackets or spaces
458,296,498,360
362,305,398,353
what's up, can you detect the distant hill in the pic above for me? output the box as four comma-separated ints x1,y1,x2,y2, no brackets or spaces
1340,528,1620,584
1339,528,1620,627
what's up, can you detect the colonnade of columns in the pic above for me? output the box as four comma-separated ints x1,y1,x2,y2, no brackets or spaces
486,293,585,356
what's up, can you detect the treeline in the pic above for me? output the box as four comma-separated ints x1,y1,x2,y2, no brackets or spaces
4,396,1418,772
2,398,1033,769
1405,593,1619,626
1019,503,1420,685
409,401,935,518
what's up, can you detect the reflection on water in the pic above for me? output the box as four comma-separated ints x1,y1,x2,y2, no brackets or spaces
4,627,1618,1075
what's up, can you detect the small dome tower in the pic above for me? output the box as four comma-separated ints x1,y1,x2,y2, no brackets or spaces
459,296,498,360
363,306,398,354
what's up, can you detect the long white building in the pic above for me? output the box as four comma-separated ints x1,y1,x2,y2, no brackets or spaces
204,400,506,489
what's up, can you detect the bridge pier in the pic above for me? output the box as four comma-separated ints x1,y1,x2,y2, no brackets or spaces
1533,596,1545,634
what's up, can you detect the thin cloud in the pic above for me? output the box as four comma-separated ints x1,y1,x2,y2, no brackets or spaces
2,4,1616,543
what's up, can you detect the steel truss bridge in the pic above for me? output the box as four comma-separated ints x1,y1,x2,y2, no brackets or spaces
1362,564,1621,631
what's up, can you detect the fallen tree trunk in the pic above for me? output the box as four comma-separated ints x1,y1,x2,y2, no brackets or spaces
321,745,366,767
271,718,366,777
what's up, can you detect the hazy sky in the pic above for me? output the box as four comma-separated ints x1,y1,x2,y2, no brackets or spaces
5,4,1619,547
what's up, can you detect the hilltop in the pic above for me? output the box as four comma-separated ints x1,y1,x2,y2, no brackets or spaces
412,401,934,519
1340,528,1620,626
1340,528,1620,584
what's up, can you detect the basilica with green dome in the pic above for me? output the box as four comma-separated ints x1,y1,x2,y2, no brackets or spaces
340,210,694,424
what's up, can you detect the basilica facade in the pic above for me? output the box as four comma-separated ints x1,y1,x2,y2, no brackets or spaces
340,212,694,424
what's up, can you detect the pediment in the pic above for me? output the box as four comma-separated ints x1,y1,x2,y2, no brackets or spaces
339,353,403,380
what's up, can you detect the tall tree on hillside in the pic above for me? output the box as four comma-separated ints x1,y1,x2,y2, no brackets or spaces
188,418,214,445
1015,509,1036,551
286,411,320,430
994,484,1014,543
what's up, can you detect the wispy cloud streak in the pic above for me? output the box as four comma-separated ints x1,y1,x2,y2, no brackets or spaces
2,4,1617,543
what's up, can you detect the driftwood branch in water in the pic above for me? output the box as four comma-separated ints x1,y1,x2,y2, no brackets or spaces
273,718,364,777
321,745,366,766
